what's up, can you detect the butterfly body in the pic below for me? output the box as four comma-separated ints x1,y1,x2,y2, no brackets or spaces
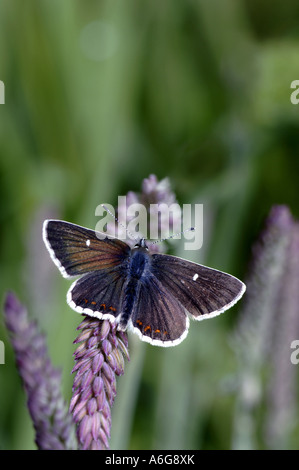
118,242,151,329
43,219,246,347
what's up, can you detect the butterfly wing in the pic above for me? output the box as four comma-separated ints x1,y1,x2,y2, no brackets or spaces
43,219,130,278
129,273,189,347
151,254,246,320
67,268,128,321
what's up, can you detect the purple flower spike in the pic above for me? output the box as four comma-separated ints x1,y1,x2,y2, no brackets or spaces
232,205,299,449
4,292,77,450
107,174,180,252
71,316,130,450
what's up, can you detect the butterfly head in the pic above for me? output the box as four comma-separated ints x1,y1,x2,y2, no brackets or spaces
134,238,149,251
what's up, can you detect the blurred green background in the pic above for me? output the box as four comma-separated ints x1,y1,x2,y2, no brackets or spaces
1,0,299,450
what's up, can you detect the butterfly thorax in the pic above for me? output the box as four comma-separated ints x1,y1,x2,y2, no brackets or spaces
129,245,151,280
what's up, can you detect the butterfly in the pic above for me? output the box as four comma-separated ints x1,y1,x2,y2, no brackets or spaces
43,220,246,347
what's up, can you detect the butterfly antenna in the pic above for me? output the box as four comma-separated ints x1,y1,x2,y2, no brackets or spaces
101,204,139,242
150,227,195,246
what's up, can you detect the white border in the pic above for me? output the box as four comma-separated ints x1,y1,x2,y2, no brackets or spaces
43,219,74,279
66,278,121,324
192,278,246,322
127,316,190,348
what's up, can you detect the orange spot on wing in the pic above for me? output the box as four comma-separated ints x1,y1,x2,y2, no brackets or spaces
91,301,96,305
100,303,106,310
154,329,161,334
109,306,116,312
144,325,151,332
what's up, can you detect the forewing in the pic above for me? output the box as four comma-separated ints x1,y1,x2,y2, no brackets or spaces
67,268,127,321
130,274,189,347
151,254,246,320
43,219,130,278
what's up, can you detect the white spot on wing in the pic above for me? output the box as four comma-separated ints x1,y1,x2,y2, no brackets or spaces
86,239,91,247
193,273,199,281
